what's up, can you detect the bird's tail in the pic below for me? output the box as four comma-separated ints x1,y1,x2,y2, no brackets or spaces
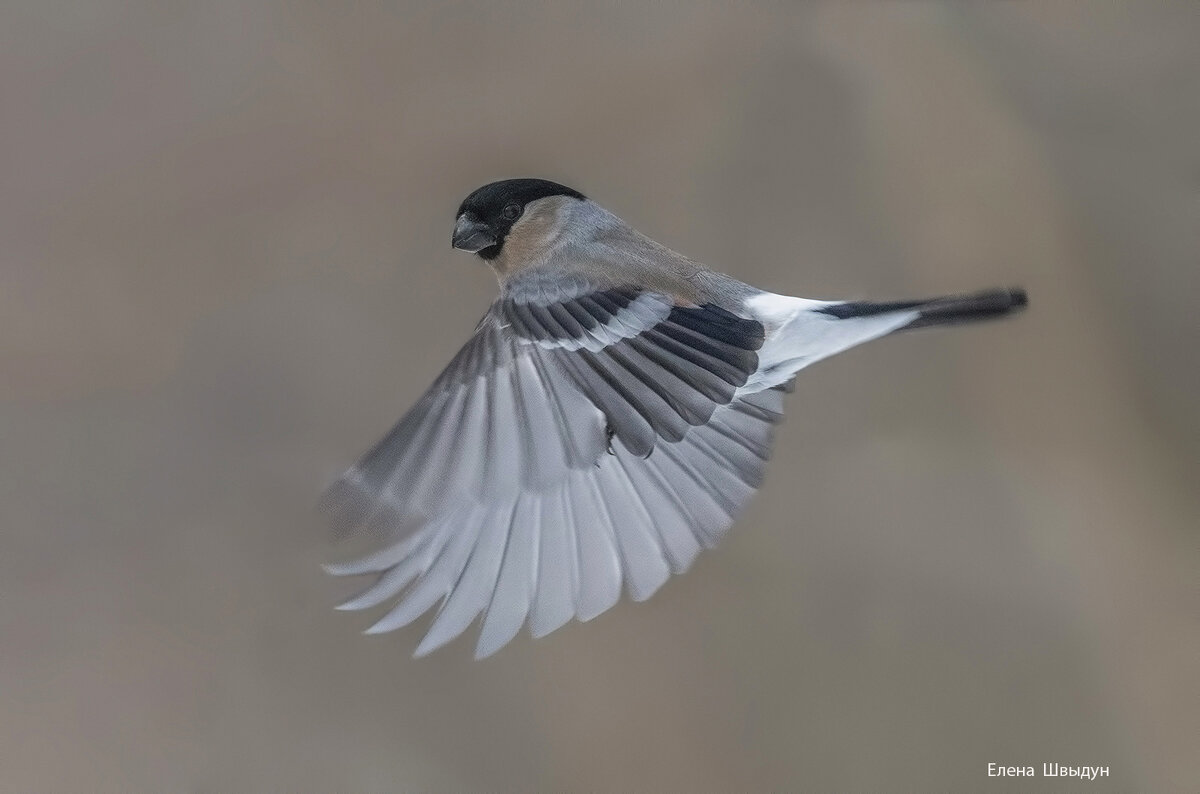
816,287,1028,330
741,287,1028,393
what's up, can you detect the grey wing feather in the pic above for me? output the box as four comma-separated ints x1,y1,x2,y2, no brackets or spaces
328,382,792,659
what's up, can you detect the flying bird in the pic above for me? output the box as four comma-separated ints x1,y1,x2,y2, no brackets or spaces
321,178,1027,658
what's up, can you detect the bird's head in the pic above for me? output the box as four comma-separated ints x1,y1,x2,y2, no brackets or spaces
451,178,586,261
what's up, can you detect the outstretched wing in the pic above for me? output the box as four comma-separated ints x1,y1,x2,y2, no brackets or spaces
323,283,781,656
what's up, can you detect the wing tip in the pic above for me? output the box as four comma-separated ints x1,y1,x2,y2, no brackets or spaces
473,636,510,660
412,636,445,659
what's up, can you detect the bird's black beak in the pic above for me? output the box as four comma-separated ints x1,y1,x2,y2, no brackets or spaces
451,215,496,253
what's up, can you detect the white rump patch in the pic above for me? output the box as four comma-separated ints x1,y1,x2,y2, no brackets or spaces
740,290,918,393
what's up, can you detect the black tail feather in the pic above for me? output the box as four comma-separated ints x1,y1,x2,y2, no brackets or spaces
818,287,1028,331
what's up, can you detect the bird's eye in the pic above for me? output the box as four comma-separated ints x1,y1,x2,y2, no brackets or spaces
501,203,522,221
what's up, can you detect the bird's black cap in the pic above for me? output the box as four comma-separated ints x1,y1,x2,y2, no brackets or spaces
457,178,585,218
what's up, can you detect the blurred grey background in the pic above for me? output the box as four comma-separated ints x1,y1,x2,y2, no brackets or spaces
2,2,1197,791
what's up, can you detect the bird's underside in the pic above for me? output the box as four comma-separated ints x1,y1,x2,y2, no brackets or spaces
321,278,1026,658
